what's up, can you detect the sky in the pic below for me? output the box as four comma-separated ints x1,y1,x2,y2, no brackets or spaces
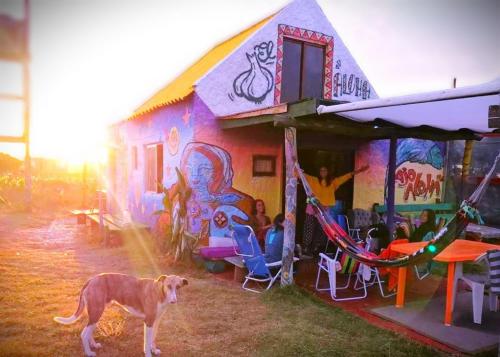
0,0,499,163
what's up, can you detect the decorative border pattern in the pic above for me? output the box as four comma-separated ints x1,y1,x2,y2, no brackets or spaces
274,24,334,105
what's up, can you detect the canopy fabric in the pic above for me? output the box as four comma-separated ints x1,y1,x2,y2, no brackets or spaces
317,79,500,133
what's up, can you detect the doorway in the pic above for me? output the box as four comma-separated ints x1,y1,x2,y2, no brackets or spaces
294,133,356,245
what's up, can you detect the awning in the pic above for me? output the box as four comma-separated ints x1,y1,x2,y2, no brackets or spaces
317,79,500,134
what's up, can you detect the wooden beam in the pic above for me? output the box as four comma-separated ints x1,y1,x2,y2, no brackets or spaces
386,136,397,237
218,103,288,120
0,135,25,143
0,93,23,101
281,127,297,286
274,115,481,141
218,115,276,129
23,0,32,211
287,99,318,118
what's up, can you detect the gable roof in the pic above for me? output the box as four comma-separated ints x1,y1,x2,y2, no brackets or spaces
129,13,275,120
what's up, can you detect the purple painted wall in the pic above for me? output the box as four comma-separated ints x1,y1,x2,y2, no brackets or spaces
109,94,283,239
108,98,194,226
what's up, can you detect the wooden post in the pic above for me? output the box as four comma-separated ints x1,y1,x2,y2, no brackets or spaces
82,162,87,208
281,127,297,286
22,0,32,211
386,136,397,236
461,140,474,200
98,190,105,240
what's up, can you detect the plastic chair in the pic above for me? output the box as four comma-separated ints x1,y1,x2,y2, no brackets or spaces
315,251,367,301
315,236,395,301
452,249,500,324
343,214,361,241
230,225,297,293
352,235,396,298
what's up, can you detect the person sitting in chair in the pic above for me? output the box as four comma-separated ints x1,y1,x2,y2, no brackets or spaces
251,199,272,246
397,209,437,243
263,214,285,263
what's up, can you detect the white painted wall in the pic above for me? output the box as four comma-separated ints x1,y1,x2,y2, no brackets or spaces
195,0,377,117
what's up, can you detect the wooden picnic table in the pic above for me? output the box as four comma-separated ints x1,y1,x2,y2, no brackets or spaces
392,239,499,326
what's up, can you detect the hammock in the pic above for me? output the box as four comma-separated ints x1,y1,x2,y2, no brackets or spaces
296,153,500,268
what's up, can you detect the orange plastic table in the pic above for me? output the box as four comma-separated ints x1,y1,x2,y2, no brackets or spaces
391,242,427,309
432,239,499,325
392,239,499,326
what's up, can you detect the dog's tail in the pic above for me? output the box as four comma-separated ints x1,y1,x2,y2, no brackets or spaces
53,280,89,325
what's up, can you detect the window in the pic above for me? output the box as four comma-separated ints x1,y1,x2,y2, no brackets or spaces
145,143,163,193
280,38,325,103
253,155,276,177
131,146,138,170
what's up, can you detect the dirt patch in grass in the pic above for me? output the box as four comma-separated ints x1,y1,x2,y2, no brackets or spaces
0,213,452,356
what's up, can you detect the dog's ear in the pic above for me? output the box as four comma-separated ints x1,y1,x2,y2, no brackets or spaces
157,275,167,283
181,278,188,286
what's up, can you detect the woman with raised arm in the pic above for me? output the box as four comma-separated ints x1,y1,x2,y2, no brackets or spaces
301,164,369,256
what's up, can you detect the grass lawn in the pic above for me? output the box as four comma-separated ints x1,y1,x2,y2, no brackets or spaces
0,212,449,356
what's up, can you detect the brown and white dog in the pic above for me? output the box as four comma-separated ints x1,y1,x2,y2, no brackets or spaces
54,273,188,357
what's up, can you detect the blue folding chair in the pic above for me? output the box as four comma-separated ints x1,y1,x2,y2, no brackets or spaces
230,225,286,293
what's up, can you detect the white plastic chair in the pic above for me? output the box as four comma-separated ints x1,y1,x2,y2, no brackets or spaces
353,237,396,298
315,251,367,301
452,251,500,324
315,236,395,301
343,214,361,241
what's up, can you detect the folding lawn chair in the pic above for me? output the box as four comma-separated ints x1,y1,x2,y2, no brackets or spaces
230,225,297,293
316,232,395,301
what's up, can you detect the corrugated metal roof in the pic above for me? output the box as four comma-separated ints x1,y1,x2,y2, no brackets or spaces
129,14,275,120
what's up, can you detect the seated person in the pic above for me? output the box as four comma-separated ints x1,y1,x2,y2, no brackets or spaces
368,222,391,253
263,214,285,263
251,199,272,245
396,209,437,243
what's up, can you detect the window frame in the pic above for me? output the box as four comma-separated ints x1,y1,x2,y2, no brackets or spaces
132,146,138,170
145,143,163,194
274,24,334,105
281,37,326,103
252,155,277,177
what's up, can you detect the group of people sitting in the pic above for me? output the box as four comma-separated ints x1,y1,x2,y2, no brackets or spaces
248,164,442,268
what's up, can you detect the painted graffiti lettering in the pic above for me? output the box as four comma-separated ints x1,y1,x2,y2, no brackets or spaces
232,41,275,104
396,167,442,202
333,72,371,99
332,58,371,99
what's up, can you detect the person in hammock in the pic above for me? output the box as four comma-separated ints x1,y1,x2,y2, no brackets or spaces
301,164,369,256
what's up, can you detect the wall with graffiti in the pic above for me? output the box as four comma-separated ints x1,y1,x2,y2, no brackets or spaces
109,94,283,239
195,0,377,117
193,95,284,233
353,139,446,210
108,98,195,226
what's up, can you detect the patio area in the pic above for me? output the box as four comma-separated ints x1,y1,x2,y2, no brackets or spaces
292,257,500,355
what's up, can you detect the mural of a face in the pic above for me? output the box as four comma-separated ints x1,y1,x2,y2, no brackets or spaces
179,142,254,235
184,151,214,197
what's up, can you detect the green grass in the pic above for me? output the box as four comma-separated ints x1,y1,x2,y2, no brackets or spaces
0,212,457,357
257,286,442,357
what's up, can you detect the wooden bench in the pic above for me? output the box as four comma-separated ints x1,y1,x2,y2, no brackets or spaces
374,202,456,222
70,209,99,224
224,256,247,283
86,213,149,246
